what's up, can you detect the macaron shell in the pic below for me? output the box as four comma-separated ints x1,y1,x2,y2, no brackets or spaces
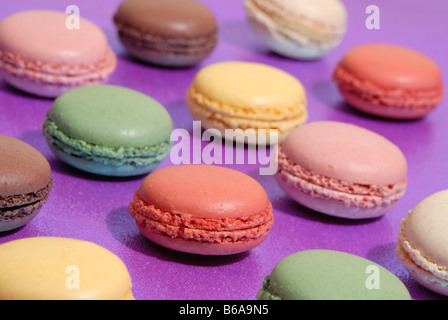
280,121,407,186
190,61,305,110
138,164,269,219
0,10,109,65
114,0,216,36
337,44,442,90
0,135,51,196
0,237,133,300
47,85,173,148
263,250,410,300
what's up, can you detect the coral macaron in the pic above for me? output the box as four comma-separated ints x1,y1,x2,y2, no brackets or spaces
333,43,443,119
275,121,407,219
129,164,273,255
0,10,116,98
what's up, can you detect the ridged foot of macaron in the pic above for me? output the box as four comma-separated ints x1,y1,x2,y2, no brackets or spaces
275,121,407,219
113,0,217,68
186,61,307,145
396,190,448,296
129,164,274,255
333,43,443,120
0,135,52,232
244,0,347,60
0,10,116,98
42,85,173,177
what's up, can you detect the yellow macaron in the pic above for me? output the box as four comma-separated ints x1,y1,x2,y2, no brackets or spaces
186,61,307,145
0,237,134,300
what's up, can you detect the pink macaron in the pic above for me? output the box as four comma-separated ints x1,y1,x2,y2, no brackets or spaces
333,43,443,119
129,164,274,255
0,10,116,98
275,121,407,219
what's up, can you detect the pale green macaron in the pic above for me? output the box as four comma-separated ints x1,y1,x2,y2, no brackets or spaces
258,250,411,300
43,85,173,176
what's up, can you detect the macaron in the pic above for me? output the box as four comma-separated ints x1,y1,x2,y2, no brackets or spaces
0,10,116,98
0,237,134,300
113,0,217,67
396,189,448,296
275,121,407,219
0,135,52,232
186,61,307,145
257,249,411,300
43,85,173,177
244,0,347,60
129,164,274,255
333,43,444,119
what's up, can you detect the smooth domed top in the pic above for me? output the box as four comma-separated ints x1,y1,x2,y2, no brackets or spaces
0,135,52,196
267,250,410,300
0,237,133,300
115,0,216,36
337,43,442,90
47,85,173,148
0,10,110,64
280,121,407,185
190,61,306,110
138,164,269,218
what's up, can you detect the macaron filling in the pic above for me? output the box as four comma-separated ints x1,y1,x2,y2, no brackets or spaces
129,192,273,244
43,119,171,167
277,145,407,208
113,16,217,58
0,181,52,221
333,65,443,111
0,47,116,86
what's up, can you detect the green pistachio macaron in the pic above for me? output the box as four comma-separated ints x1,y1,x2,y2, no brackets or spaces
43,85,173,176
257,249,411,300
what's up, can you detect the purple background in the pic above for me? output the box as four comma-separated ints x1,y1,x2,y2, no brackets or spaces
0,0,447,300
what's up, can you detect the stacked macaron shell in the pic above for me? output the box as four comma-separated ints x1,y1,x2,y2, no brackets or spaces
257,250,411,300
43,85,173,177
333,43,444,119
396,190,448,296
129,164,273,255
113,0,217,67
244,0,347,60
0,10,116,98
0,237,134,300
186,61,307,145
275,121,408,219
0,135,52,232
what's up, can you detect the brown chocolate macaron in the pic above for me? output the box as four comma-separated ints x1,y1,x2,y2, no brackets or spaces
113,0,217,67
0,135,52,232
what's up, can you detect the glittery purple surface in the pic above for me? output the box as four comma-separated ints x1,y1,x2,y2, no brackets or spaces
0,0,447,300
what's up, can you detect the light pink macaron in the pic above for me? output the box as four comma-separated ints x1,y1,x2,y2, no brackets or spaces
129,164,274,255
275,121,407,219
0,10,116,98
